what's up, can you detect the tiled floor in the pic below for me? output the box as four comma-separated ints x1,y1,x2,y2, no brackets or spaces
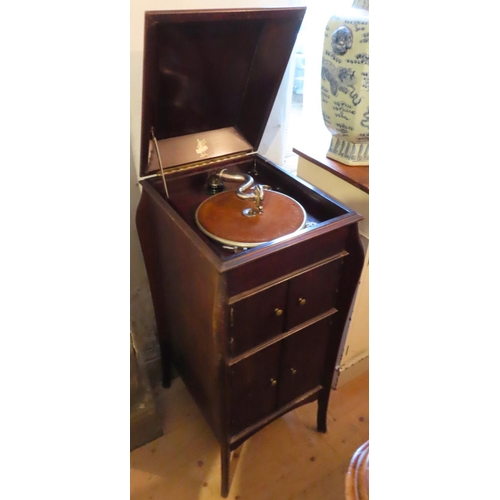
130,371,368,500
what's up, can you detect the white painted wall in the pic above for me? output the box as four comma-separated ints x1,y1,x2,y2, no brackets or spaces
292,0,352,132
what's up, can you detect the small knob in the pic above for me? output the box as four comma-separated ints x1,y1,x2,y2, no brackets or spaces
275,308,283,316
291,368,297,375
270,378,277,386
299,298,307,306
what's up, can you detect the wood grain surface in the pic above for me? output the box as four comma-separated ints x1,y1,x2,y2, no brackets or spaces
196,190,305,245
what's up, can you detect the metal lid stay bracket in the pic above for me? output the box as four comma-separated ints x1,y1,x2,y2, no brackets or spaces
151,127,169,198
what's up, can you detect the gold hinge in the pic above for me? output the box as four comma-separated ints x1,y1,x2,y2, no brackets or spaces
153,150,254,178
142,131,254,186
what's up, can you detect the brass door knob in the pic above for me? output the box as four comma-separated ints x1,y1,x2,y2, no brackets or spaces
299,298,307,306
274,308,283,316
291,368,297,375
270,378,277,386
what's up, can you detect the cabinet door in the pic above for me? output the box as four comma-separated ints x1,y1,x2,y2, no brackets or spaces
229,343,281,435
277,316,333,408
286,259,342,329
229,281,287,356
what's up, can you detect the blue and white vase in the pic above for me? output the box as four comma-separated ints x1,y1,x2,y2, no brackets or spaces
321,4,369,166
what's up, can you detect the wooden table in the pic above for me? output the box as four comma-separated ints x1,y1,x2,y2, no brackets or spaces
293,133,369,194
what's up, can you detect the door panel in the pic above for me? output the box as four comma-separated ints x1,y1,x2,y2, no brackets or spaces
286,260,342,329
230,281,287,356
229,343,281,435
277,316,333,407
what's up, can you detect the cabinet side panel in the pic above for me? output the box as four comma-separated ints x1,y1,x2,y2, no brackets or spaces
136,185,226,441
330,224,365,389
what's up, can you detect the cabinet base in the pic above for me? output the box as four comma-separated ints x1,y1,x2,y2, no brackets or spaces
221,386,326,497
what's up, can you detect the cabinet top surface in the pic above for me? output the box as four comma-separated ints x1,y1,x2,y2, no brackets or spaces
141,155,363,267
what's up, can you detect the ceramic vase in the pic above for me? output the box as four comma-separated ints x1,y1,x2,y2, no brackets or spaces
321,6,369,165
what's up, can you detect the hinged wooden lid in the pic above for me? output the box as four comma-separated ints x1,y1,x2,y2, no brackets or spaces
140,8,306,177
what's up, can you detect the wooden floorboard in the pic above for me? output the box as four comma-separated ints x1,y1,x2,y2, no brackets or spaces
130,371,368,500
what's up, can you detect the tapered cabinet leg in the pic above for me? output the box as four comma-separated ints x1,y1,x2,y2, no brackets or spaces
159,341,172,389
161,365,171,389
221,444,230,498
317,388,330,433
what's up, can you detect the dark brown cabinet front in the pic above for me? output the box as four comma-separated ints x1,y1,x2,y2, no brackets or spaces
229,343,281,435
229,282,287,356
277,316,333,407
286,260,342,329
227,257,345,437
229,314,335,437
229,258,343,358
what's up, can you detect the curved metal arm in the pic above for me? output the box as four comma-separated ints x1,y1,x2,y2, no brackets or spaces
219,169,267,213
219,169,255,198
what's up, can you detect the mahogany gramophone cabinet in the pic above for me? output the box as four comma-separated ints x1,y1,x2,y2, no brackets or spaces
135,8,364,497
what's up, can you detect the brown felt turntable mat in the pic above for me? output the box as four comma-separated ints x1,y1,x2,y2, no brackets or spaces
195,190,306,247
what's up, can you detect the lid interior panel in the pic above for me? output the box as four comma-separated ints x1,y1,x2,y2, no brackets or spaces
140,8,306,176
156,19,262,140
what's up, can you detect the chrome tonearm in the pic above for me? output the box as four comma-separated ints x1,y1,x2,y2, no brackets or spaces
216,169,270,216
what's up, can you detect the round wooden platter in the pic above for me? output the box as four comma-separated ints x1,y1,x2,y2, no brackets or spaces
195,189,307,248
345,440,369,500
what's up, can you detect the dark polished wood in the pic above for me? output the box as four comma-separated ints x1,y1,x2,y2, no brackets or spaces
221,444,230,498
136,8,364,498
277,316,333,407
141,8,306,176
285,259,342,329
229,281,287,357
158,339,172,389
136,154,364,496
229,342,281,435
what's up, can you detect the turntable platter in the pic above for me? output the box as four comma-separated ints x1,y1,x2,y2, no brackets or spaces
195,190,307,248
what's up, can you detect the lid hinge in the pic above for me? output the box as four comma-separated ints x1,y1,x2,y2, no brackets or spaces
142,149,256,182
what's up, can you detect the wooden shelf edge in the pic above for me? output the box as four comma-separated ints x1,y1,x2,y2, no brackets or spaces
293,146,369,194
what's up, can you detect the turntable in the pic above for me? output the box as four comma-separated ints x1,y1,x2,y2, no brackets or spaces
136,8,364,498
195,169,307,248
